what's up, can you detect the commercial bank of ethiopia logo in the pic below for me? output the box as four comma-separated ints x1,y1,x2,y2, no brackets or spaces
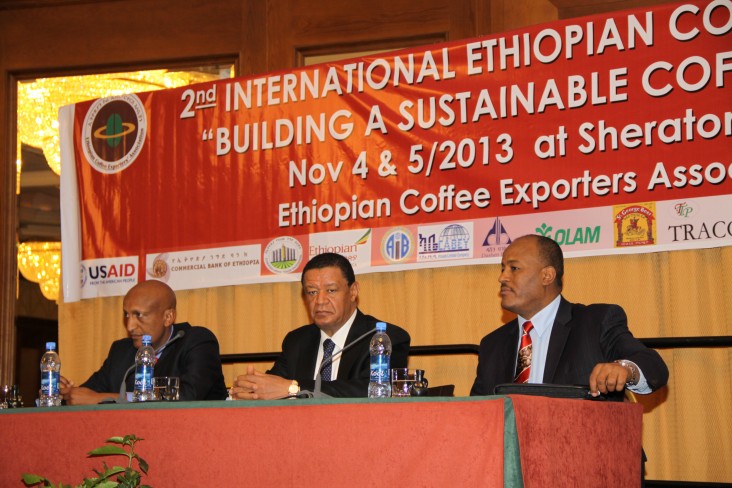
82,94,147,174
381,227,413,263
264,237,303,274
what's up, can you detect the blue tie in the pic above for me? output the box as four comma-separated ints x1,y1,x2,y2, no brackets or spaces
321,339,336,381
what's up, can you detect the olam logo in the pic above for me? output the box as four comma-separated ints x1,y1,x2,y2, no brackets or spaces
535,223,600,246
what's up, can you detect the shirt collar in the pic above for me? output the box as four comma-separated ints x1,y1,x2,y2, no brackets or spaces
155,326,176,358
518,295,561,337
320,309,357,352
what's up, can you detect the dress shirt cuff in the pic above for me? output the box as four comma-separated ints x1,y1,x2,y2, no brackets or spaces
626,360,652,394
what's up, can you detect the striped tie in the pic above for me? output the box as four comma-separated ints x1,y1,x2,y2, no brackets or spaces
321,339,336,381
514,321,534,383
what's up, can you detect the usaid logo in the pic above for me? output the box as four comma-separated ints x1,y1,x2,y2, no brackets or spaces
81,258,138,288
86,263,136,280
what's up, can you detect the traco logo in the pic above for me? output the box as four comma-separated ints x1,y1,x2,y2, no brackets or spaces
82,94,147,174
673,202,694,218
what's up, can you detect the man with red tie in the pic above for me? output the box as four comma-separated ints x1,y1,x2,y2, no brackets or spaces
470,234,668,399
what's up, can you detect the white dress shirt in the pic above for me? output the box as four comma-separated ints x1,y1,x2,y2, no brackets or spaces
312,309,357,380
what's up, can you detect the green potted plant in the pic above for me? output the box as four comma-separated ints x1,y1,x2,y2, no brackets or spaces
22,434,150,488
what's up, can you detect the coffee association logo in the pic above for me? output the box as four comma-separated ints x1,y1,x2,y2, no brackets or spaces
381,227,413,264
614,202,656,247
264,236,303,274
535,223,600,245
82,94,147,174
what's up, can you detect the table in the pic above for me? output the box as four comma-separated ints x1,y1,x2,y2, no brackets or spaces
0,395,641,487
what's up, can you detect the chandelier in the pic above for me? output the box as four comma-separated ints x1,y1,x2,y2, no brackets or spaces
17,68,230,301
17,242,61,302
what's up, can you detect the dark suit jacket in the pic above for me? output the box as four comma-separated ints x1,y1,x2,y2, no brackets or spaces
268,310,411,398
470,298,669,398
81,322,228,401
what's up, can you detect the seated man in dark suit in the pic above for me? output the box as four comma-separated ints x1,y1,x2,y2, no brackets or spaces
471,234,668,399
230,252,411,399
60,280,228,404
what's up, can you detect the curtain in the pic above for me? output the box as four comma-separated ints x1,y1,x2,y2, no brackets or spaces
59,246,732,482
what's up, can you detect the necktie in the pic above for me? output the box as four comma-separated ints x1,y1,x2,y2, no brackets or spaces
514,321,534,383
321,339,336,381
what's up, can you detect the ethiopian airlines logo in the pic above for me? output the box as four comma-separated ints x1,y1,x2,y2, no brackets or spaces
82,94,147,174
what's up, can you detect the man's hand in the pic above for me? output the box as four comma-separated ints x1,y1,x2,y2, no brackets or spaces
589,362,632,397
60,376,115,405
229,365,292,400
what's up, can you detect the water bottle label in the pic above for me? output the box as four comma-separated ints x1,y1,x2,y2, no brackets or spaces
134,366,153,391
40,371,59,395
369,355,390,382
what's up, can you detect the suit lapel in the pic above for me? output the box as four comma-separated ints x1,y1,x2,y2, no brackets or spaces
542,297,573,383
299,326,321,379
500,319,520,383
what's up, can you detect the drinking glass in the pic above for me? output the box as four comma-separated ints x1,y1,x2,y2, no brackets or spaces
0,384,9,409
153,376,180,401
390,369,428,397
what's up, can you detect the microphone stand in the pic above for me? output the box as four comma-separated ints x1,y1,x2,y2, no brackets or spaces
298,326,377,399
116,330,186,403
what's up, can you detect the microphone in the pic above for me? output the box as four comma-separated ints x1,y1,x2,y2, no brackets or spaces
116,330,186,403
300,326,378,398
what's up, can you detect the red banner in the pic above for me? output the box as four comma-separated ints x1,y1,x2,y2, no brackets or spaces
60,0,732,301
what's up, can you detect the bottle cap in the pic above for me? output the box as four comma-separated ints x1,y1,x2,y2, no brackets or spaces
142,335,152,344
375,322,386,331
46,342,56,350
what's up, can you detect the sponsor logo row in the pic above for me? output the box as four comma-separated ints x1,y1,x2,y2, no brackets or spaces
79,197,732,296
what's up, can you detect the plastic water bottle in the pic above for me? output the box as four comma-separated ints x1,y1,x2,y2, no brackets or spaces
133,335,155,402
368,322,392,398
39,342,61,407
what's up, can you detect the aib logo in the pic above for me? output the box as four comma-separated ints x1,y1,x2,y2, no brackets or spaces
381,228,413,263
674,202,693,218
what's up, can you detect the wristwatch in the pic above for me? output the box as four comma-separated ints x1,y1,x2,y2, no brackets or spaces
614,359,639,386
288,380,300,397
